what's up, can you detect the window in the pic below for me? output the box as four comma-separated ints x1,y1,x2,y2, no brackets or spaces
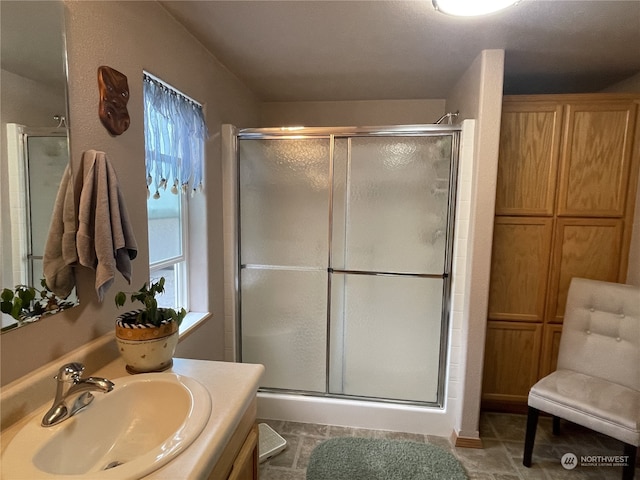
143,72,207,310
147,175,187,309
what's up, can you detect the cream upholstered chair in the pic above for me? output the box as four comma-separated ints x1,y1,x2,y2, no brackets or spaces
523,277,640,480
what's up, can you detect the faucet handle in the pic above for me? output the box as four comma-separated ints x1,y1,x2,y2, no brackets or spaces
55,362,85,382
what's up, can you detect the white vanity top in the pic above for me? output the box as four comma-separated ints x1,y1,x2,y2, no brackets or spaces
1,351,264,479
102,358,264,479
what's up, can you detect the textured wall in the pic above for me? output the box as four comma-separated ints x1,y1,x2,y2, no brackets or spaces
601,71,640,286
260,99,446,127
445,50,505,443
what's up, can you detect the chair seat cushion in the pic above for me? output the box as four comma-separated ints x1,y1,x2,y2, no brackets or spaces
529,369,640,446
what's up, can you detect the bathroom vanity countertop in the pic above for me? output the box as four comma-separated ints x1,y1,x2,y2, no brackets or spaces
96,357,264,479
1,355,264,479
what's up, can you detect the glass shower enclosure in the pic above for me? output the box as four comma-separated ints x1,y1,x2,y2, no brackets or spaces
5,125,70,288
237,125,460,406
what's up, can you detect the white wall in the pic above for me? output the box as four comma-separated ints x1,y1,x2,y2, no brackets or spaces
0,0,260,386
260,99,446,127
601,71,640,94
445,49,505,444
601,71,640,286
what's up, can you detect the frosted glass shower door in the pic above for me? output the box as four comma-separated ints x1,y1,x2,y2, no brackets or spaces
329,274,443,402
26,135,69,285
330,136,454,403
239,138,330,392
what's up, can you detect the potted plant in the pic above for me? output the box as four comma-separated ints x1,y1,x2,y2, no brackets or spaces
1,279,75,326
114,277,186,374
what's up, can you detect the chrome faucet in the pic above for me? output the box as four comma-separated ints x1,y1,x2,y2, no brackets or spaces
41,362,114,427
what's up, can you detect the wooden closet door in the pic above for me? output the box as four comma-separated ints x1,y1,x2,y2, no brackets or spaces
539,323,564,378
485,94,639,413
488,217,553,322
557,101,637,217
482,321,543,406
495,103,563,216
546,218,624,323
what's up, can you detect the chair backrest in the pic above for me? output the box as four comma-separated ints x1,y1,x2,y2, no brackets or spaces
557,277,640,391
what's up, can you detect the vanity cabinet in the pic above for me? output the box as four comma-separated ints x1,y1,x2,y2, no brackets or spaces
208,399,259,480
482,94,640,412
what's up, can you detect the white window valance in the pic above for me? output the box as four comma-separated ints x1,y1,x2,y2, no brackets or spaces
143,72,208,198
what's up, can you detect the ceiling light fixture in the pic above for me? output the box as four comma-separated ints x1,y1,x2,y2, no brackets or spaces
432,0,519,16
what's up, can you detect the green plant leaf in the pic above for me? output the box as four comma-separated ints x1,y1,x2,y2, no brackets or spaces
17,287,35,305
113,277,184,326
1,288,14,302
11,298,22,319
1,300,13,315
115,291,127,307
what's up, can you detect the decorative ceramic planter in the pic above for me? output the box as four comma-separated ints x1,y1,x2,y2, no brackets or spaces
115,311,179,374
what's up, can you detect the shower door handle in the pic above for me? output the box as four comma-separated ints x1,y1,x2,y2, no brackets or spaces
328,268,447,279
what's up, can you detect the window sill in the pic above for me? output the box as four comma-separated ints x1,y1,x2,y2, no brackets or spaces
178,311,212,342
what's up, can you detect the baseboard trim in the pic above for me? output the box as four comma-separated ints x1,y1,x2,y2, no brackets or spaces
451,430,484,449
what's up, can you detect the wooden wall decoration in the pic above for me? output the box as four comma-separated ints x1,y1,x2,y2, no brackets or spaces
97,66,130,136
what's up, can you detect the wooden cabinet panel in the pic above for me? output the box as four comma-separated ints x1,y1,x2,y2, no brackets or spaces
208,400,257,480
228,425,258,480
557,101,637,217
547,218,623,323
488,217,553,321
482,321,543,405
539,323,563,379
495,103,562,215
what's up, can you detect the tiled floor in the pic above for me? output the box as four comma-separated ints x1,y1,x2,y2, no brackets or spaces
258,412,639,479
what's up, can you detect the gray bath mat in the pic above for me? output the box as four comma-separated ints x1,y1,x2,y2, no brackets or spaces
306,437,468,480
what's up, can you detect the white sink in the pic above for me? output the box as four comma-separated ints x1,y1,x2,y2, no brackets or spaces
2,372,211,479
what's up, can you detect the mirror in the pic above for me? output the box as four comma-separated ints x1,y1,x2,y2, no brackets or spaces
1,0,78,332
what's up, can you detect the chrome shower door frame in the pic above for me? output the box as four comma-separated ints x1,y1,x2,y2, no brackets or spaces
236,124,461,408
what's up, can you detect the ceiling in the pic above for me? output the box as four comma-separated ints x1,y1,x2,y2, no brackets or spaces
160,0,640,102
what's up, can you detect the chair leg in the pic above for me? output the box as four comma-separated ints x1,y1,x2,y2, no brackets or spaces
552,415,561,435
523,406,539,468
622,443,636,480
